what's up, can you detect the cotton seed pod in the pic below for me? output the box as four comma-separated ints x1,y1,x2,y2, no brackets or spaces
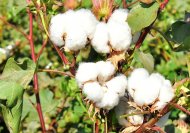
109,9,129,23
49,14,66,46
96,61,115,82
91,22,110,53
83,82,105,102
96,90,119,110
76,9,98,39
108,20,132,51
76,62,99,87
106,74,127,97
127,68,149,98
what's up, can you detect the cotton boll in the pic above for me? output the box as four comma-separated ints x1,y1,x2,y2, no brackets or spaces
149,73,165,84
158,84,174,103
91,22,110,53
127,68,149,98
96,90,119,110
108,21,132,51
153,101,167,110
65,25,87,51
96,61,115,82
49,14,66,46
106,74,127,97
83,82,104,102
133,78,160,106
76,9,98,39
127,108,144,126
109,9,129,23
76,63,99,87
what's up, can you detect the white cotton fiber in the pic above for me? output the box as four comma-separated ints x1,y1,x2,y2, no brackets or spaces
96,90,119,110
96,61,115,82
83,82,104,102
76,62,99,87
65,25,87,51
109,9,129,23
127,68,149,98
108,20,132,51
106,74,127,97
91,22,110,53
76,9,98,39
49,13,66,46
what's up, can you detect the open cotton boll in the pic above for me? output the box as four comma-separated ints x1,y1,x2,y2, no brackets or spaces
133,78,160,106
106,74,127,97
109,9,129,23
96,90,119,110
127,108,144,126
76,9,98,39
76,63,99,87
127,68,149,98
49,14,66,46
83,82,104,102
108,21,132,51
65,25,87,51
96,61,115,82
92,22,110,53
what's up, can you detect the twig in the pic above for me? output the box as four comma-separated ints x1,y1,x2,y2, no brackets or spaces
26,1,46,132
151,125,166,133
36,36,48,60
95,119,99,133
169,102,190,116
173,78,190,90
38,69,75,78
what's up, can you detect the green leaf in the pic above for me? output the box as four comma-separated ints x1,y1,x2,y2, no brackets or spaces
166,21,190,51
0,81,24,133
0,58,36,88
127,2,159,34
81,0,92,8
136,50,154,73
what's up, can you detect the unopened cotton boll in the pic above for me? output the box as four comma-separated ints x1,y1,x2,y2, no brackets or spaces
76,63,98,87
92,22,110,53
108,21,132,51
49,14,66,46
96,61,115,82
83,82,104,102
127,68,149,98
65,25,87,51
109,9,129,23
96,90,119,110
106,74,127,97
76,9,98,39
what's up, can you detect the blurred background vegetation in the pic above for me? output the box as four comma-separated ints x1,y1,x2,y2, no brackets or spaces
0,0,190,132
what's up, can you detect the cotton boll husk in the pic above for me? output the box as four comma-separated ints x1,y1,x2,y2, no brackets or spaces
83,82,104,102
91,22,110,53
133,78,160,106
108,21,132,51
127,107,144,126
76,9,98,39
96,90,119,110
76,63,99,87
127,68,149,98
96,61,115,82
106,74,127,97
49,14,66,46
115,97,129,126
65,25,87,51
109,9,129,23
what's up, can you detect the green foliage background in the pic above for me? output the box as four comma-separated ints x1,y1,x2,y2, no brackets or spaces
0,0,190,132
